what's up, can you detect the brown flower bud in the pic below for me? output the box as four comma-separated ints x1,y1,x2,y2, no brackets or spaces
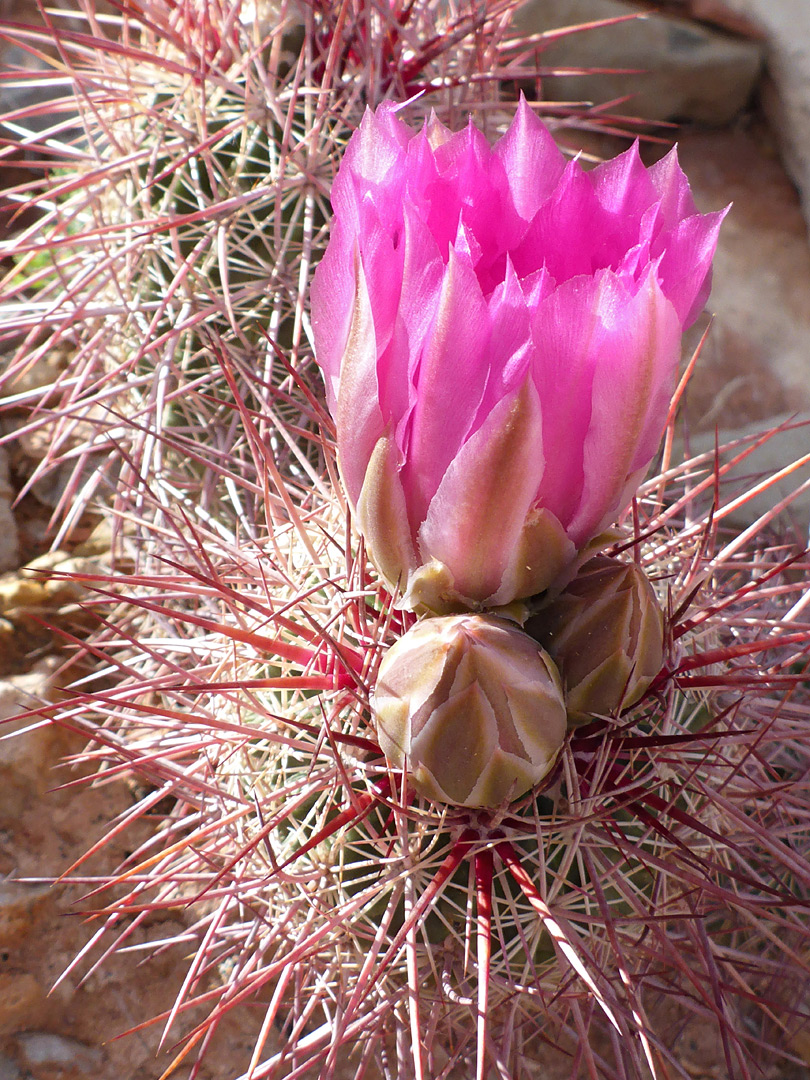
371,614,567,807
526,556,664,724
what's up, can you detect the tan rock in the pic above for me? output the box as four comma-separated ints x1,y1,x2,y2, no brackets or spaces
0,883,52,946
18,553,72,577
0,658,62,809
5,555,103,610
71,518,114,558
0,612,59,680
0,450,19,574
674,126,810,431
0,577,47,613
0,973,47,1036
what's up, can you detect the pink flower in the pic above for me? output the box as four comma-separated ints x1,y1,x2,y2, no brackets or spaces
311,97,725,611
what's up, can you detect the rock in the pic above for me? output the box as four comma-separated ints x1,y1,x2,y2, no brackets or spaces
0,658,62,814
19,555,101,608
0,882,52,945
681,1,762,38
0,610,58,679
673,125,810,432
0,352,66,407
12,1033,104,1080
0,1053,21,1080
0,1,84,135
1,552,104,609
0,562,67,669
0,973,46,1036
0,452,19,575
689,0,810,235
71,518,116,558
0,553,106,675
515,0,763,125
17,552,72,576
0,576,47,614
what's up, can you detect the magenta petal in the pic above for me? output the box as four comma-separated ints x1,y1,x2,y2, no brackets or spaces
339,104,410,189
400,244,490,526
417,378,546,603
592,141,658,221
356,200,405,361
520,265,556,309
429,119,523,275
331,108,411,237
567,269,681,544
654,208,729,326
526,276,607,528
510,160,610,281
476,257,534,419
334,248,385,508
648,145,700,228
379,198,445,427
424,110,453,150
310,217,355,414
494,93,566,222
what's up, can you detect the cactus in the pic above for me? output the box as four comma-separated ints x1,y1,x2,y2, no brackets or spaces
1,2,809,1079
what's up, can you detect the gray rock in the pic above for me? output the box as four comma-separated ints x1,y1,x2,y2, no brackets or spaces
698,0,810,237
14,1033,103,1078
516,0,763,125
0,1054,21,1080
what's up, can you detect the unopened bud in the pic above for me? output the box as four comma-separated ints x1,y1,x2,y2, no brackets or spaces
371,614,567,807
527,556,664,724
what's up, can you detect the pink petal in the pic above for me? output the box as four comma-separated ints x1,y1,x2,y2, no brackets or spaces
653,208,729,327
567,268,681,544
475,257,534,420
380,198,445,428
356,199,405,362
494,93,566,222
510,159,611,281
332,107,412,240
648,145,700,228
417,377,546,603
592,141,657,222
310,216,356,413
340,104,410,190
424,110,453,150
334,247,386,507
527,275,607,527
400,243,490,527
425,118,523,277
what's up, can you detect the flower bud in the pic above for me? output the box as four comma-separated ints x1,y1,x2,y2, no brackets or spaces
371,614,566,807
526,556,664,724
